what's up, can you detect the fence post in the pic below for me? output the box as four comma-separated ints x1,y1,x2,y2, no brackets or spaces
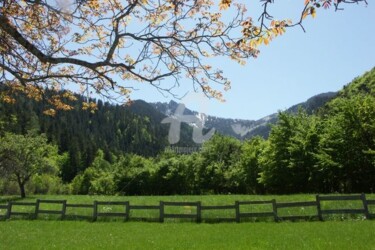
61,200,67,220
316,195,323,221
235,201,240,223
159,201,164,223
6,202,12,220
93,201,98,222
34,199,40,219
361,193,370,220
125,201,130,221
272,199,278,222
197,201,202,223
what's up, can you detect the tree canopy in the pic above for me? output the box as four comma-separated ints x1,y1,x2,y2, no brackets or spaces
0,133,59,197
0,0,367,113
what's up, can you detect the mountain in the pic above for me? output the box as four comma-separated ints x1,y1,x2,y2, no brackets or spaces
151,91,337,139
130,100,199,146
150,68,374,140
2,67,370,174
152,100,257,139
0,90,192,181
0,88,202,179
339,67,375,97
286,92,338,114
245,91,338,138
0,86,339,172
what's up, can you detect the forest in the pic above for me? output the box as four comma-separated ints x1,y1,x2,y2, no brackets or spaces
1,68,374,197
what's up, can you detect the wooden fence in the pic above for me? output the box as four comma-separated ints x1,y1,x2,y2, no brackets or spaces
0,194,374,223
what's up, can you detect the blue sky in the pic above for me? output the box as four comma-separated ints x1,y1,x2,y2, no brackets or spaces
131,1,375,120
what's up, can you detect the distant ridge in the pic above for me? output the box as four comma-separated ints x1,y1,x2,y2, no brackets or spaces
150,91,338,139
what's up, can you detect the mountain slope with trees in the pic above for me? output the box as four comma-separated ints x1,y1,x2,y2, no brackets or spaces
0,90,173,181
73,67,375,195
1,67,374,197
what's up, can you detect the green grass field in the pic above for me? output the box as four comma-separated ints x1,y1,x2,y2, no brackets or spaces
1,194,375,249
0,220,374,249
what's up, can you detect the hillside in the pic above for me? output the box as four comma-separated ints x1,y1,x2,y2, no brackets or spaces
1,67,374,195
0,91,193,181
339,67,375,97
1,67,373,179
245,91,338,138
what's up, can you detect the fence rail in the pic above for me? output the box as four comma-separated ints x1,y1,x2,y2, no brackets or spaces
317,193,370,220
35,199,67,220
276,201,317,208
0,194,374,223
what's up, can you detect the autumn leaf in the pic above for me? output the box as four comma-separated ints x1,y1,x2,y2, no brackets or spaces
1,95,16,104
310,7,317,18
263,38,270,45
43,109,56,116
219,0,232,10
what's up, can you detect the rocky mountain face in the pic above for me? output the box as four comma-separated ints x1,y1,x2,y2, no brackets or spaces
152,100,256,139
150,91,338,139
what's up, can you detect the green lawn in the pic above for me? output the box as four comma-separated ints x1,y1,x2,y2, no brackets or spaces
0,220,374,249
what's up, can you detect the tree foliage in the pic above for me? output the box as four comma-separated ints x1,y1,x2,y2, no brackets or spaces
237,136,266,194
0,0,367,112
258,110,321,193
317,95,375,192
0,133,59,197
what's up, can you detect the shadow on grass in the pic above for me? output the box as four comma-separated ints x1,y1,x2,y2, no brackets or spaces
0,195,39,203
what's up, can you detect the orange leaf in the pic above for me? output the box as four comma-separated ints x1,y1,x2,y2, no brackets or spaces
302,10,308,19
310,7,316,18
264,38,269,45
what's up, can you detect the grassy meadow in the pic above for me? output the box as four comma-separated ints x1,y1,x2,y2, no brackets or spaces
1,194,375,249
1,220,375,249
